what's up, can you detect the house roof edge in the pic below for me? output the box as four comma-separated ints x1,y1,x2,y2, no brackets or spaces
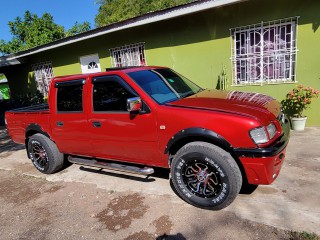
0,0,245,67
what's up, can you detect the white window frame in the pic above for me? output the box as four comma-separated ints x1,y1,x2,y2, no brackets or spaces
32,61,54,96
110,42,146,67
230,17,299,86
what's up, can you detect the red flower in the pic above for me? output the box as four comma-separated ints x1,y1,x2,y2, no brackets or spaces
284,85,319,117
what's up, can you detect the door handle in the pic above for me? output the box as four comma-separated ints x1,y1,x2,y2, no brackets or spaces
92,121,102,128
56,121,64,127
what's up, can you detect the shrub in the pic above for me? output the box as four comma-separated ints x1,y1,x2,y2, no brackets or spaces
282,85,319,118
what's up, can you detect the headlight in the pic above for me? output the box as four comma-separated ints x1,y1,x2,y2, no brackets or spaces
267,123,277,140
249,127,268,144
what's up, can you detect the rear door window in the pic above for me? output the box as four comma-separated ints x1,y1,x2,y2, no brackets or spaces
55,79,85,112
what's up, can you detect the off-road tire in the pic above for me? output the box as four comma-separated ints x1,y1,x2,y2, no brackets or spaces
27,133,64,174
171,142,242,210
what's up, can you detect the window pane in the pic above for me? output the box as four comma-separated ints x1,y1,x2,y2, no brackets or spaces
57,84,83,112
128,69,201,104
93,80,135,111
128,70,177,104
110,43,146,67
32,61,54,97
231,18,298,85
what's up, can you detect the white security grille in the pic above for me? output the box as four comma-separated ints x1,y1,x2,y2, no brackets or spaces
230,17,299,85
32,61,54,96
110,43,146,67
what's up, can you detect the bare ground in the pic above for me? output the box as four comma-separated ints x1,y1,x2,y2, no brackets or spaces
0,169,293,240
1,126,320,240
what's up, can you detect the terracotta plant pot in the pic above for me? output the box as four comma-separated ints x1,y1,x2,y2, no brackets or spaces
291,116,307,131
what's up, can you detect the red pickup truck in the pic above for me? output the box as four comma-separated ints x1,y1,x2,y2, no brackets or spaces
5,66,290,210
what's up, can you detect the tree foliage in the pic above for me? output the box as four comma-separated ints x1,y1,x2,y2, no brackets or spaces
0,11,91,55
95,0,193,27
66,21,91,37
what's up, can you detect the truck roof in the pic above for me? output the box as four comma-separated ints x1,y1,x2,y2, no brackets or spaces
52,66,165,82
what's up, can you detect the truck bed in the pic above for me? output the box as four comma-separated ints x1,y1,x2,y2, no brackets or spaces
7,104,49,113
5,103,51,144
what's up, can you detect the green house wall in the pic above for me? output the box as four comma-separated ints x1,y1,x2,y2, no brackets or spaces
3,0,320,125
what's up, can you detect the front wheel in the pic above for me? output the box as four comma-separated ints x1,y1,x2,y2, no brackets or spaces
171,142,242,210
28,133,64,174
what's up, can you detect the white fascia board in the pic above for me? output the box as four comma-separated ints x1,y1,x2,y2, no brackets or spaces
0,58,21,67
6,0,243,61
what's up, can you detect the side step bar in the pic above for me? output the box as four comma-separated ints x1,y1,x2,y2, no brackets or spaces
68,156,154,176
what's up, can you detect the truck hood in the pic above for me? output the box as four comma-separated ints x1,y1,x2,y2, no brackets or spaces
167,89,281,121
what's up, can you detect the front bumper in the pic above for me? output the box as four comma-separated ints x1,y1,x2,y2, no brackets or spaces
238,148,287,184
234,116,290,185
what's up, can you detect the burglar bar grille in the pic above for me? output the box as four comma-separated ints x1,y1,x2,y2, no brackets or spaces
230,17,299,85
110,43,146,67
32,61,54,96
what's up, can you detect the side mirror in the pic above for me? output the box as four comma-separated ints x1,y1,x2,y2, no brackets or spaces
126,97,142,112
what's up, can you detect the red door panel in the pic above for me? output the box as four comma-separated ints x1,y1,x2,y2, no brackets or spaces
88,74,160,165
89,112,160,164
50,78,91,156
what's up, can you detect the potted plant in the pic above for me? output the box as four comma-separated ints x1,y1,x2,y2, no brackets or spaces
282,85,319,131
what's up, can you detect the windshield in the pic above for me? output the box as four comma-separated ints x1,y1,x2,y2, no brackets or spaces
128,68,202,104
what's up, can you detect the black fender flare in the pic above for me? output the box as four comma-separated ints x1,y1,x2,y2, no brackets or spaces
25,123,50,139
165,127,233,154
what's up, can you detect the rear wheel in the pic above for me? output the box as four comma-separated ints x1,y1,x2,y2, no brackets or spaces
28,133,64,174
171,142,242,210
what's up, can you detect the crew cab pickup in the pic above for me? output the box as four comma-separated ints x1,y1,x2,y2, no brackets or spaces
5,66,290,210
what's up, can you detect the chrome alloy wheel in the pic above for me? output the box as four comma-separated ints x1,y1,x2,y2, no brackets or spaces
182,161,222,198
30,141,48,170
